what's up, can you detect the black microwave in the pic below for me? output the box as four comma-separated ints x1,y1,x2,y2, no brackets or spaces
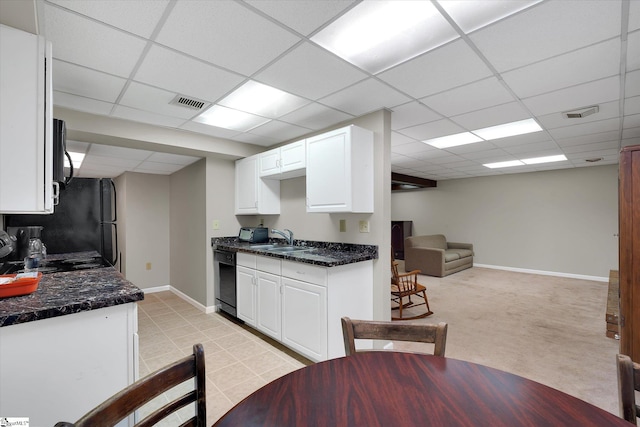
238,227,269,243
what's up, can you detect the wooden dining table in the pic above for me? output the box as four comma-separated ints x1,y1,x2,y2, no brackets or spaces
213,351,629,426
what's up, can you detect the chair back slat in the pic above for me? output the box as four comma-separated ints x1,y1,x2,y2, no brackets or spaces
342,317,447,357
617,353,640,425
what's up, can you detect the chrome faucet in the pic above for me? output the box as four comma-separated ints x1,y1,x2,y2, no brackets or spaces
271,228,294,245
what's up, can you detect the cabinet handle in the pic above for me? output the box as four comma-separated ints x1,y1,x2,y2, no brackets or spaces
52,181,60,206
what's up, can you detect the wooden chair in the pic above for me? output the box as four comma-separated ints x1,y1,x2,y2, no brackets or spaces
341,317,448,357
55,343,206,427
617,353,640,424
391,256,434,320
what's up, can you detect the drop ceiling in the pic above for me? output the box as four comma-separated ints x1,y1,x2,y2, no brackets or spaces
3,0,639,180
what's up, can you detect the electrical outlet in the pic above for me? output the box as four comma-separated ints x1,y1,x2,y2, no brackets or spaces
359,220,370,233
339,219,346,232
212,220,220,230
146,262,152,270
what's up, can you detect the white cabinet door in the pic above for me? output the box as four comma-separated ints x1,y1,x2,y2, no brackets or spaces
306,125,373,213
280,139,306,175
0,24,53,213
281,277,327,362
236,265,257,327
235,155,280,215
259,148,281,177
256,271,281,340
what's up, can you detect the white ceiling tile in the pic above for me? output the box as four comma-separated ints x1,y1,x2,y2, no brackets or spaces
75,165,126,178
500,140,561,155
53,60,127,103
624,113,640,129
622,127,640,140
450,102,530,130
561,140,620,154
627,69,640,97
626,96,640,116
630,0,640,32
119,82,197,119
111,105,186,128
391,131,418,147
88,144,153,161
421,77,515,117
232,133,280,147
555,130,621,147
247,120,310,142
547,117,621,140
255,42,367,100
537,100,620,130
398,119,466,141
378,39,493,98
47,0,170,38
245,0,355,36
53,91,114,116
412,150,460,161
437,0,543,34
278,103,353,130
83,154,143,168
522,76,620,116
134,161,183,173
156,0,301,76
391,141,432,156
42,4,147,77
319,78,411,116
625,30,640,72
470,0,622,72
134,45,246,103
391,102,442,131
489,131,553,148
502,39,621,99
65,140,90,153
179,121,242,140
146,152,201,165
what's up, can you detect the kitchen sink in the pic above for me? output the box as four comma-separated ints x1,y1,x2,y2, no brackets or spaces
249,244,276,249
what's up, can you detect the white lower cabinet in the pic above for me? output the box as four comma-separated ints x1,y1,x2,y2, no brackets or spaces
281,277,327,361
236,252,373,362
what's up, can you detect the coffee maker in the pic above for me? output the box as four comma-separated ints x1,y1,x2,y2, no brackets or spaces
6,226,44,261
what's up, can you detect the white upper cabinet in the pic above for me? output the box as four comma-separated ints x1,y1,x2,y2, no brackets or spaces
260,139,306,179
0,24,54,214
306,125,374,213
235,155,280,215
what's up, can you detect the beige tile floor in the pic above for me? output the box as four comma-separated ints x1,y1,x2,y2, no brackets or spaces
137,291,311,426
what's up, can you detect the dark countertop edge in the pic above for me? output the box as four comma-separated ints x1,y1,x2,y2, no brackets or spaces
0,291,144,327
211,237,378,267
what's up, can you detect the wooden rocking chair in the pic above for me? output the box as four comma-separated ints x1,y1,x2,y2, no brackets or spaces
391,257,433,320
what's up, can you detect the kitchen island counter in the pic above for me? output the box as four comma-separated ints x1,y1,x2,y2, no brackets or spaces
0,251,143,327
212,237,377,267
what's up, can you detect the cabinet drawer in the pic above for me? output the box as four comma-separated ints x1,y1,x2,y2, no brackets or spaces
282,261,326,286
237,252,256,268
256,255,281,275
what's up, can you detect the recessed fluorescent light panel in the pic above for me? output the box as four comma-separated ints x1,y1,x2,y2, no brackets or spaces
522,154,567,165
311,1,459,73
194,105,270,132
423,132,482,149
218,81,308,118
64,152,85,169
483,160,524,169
472,118,542,141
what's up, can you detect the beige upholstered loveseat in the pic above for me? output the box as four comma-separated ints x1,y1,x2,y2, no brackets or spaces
404,235,473,277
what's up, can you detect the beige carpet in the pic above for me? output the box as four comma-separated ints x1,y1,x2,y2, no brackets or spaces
391,263,620,415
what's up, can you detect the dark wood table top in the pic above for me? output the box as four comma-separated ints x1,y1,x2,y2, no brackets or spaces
213,352,628,427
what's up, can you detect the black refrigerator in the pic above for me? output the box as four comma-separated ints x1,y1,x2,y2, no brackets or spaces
4,178,118,265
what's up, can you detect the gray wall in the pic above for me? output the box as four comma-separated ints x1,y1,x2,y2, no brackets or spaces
392,164,619,279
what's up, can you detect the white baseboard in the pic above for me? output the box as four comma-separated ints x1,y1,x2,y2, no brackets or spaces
474,263,609,283
142,286,217,314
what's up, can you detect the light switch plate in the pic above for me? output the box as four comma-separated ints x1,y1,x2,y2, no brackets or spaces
213,220,220,230
359,220,370,233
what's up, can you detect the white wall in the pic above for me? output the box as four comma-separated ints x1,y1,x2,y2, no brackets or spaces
115,172,170,289
392,164,619,279
170,159,207,303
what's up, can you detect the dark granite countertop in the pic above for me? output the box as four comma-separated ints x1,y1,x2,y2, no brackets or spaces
0,252,144,327
212,237,378,267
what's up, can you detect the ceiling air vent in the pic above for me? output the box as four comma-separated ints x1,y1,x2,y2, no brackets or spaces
562,105,599,119
169,95,210,111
